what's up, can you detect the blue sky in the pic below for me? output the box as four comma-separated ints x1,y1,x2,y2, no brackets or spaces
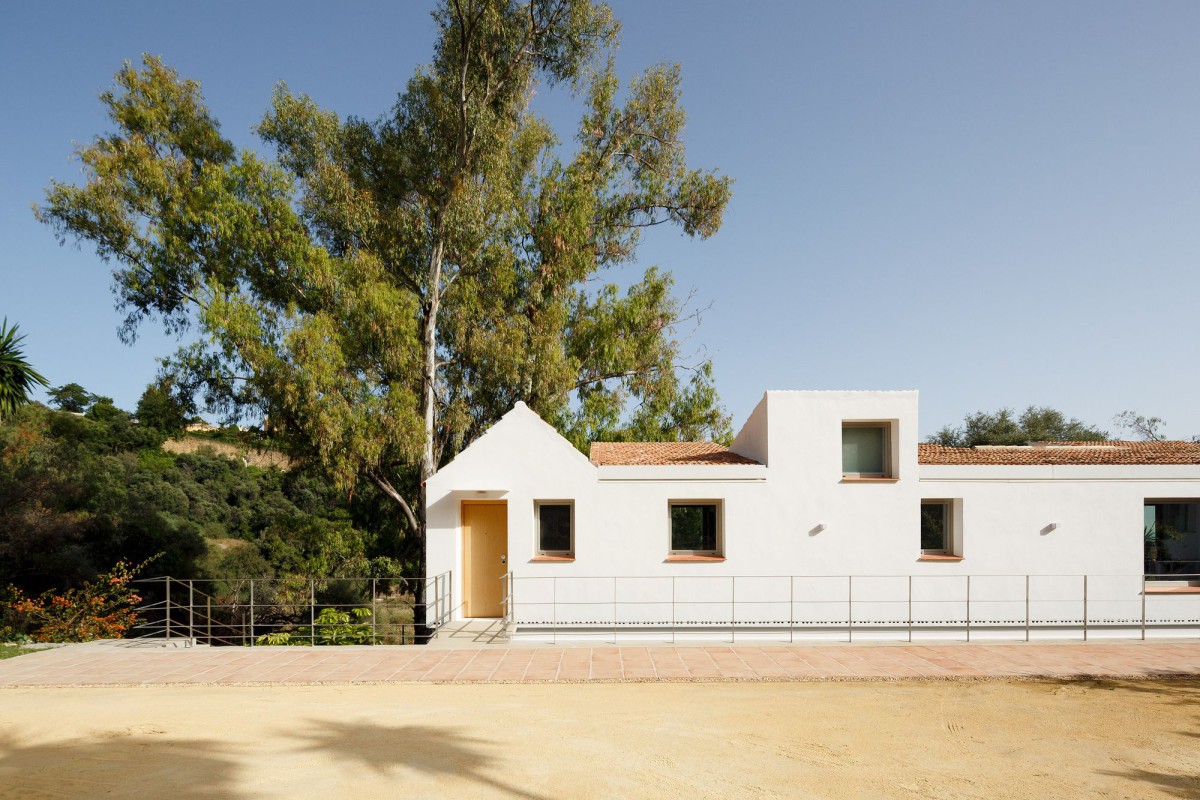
3,1,1200,439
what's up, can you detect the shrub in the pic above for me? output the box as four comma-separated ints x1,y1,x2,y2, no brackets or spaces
5,559,151,642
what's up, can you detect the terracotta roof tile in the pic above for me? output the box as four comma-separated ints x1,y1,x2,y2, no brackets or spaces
589,441,761,466
919,441,1200,466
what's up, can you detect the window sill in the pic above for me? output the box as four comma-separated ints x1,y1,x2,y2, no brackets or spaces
917,554,964,563
664,555,726,563
530,556,575,563
840,477,899,484
1143,586,1200,595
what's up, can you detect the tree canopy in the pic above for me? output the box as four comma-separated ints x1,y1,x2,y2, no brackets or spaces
0,321,48,421
1112,410,1166,441
927,406,1109,447
47,382,101,413
37,1,734,593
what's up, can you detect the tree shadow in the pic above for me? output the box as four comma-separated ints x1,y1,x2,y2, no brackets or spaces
287,719,550,800
1074,679,1200,797
1096,767,1200,799
0,730,244,799
1039,678,1200,707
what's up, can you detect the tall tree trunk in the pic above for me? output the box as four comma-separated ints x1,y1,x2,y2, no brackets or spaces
412,235,445,643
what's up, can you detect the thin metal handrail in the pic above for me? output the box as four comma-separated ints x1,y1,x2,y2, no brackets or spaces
500,572,1199,644
130,573,454,646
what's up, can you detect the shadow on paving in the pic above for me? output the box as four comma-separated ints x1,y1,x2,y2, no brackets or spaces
0,732,240,799
287,720,551,800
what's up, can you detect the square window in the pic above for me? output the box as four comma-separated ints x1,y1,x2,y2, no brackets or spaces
535,501,573,557
921,500,953,554
670,501,722,555
842,422,892,478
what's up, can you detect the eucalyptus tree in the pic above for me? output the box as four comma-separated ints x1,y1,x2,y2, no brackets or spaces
0,320,48,421
37,0,732,629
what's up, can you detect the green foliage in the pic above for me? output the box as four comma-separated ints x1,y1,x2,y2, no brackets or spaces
928,406,1109,447
0,320,48,422
0,401,408,603
37,2,734,575
136,378,191,436
255,606,373,646
47,382,99,413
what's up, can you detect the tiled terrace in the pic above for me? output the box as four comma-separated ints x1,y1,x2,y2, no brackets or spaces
1,640,1198,686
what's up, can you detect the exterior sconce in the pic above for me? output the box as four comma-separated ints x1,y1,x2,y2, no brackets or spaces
812,523,826,533
1046,522,1058,531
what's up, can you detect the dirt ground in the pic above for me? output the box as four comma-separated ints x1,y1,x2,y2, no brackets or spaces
0,679,1196,799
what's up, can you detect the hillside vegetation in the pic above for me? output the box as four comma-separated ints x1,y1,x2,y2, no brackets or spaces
0,401,412,599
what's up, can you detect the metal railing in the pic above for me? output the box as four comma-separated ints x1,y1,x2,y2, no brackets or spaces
502,572,1200,644
1146,559,1200,575
131,573,453,646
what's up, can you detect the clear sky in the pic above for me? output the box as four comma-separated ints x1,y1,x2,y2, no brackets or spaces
3,1,1200,439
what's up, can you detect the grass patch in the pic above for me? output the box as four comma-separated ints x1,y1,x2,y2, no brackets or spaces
0,644,35,660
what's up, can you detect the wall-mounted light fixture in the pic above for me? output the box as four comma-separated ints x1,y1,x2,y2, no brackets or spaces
1046,522,1058,531
812,523,826,533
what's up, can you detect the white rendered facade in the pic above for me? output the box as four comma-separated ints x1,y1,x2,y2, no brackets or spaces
425,391,1200,640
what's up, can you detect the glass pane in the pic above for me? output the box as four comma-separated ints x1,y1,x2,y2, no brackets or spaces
843,426,885,474
920,502,947,551
672,504,718,552
539,504,572,553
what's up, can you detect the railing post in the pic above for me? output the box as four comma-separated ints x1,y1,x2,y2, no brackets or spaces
1141,574,1147,641
965,574,971,643
1025,575,1030,643
248,579,254,647
612,576,617,646
188,581,195,646
907,575,913,644
789,576,795,645
1083,574,1088,642
310,579,316,647
730,576,736,645
847,575,853,643
672,576,677,645
165,577,172,641
372,578,378,645
552,576,558,647
207,595,212,644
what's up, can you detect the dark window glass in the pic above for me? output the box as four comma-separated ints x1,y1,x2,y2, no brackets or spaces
920,502,948,551
538,504,572,553
671,504,719,552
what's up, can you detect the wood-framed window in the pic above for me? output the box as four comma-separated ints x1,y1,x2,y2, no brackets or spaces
669,500,723,556
920,499,955,554
535,501,574,558
842,421,894,478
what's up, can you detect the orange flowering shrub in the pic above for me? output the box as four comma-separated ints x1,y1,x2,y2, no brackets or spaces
6,559,151,643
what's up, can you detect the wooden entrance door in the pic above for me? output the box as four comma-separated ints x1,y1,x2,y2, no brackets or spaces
462,501,508,618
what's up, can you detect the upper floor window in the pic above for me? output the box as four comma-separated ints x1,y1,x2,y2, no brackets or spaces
842,422,893,478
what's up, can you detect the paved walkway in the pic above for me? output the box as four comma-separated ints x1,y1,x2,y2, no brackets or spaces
1,640,1198,686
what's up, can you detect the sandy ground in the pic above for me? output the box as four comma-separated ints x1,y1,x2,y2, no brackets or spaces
0,679,1197,799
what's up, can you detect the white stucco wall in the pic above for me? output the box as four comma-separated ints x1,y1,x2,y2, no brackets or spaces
425,392,1200,636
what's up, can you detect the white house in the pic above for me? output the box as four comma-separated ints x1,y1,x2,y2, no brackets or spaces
425,390,1200,642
